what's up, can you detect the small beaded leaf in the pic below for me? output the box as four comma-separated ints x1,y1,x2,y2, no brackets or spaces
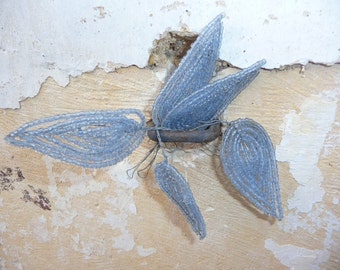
162,60,266,130
154,161,206,239
152,14,223,126
5,109,146,168
220,118,283,220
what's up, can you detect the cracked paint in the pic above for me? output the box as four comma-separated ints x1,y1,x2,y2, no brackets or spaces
276,90,338,213
1,1,339,108
265,239,324,270
268,89,340,269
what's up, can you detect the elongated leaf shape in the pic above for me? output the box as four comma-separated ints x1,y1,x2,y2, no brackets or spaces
152,14,224,125
5,109,146,168
220,118,283,219
154,161,206,239
162,60,266,130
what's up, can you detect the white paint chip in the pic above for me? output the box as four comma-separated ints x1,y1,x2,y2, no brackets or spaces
265,239,324,270
170,148,206,168
205,206,215,212
0,222,7,233
107,160,139,189
112,232,135,252
102,161,140,252
29,215,51,243
274,89,340,269
44,156,140,254
137,245,157,257
45,156,109,229
276,90,339,213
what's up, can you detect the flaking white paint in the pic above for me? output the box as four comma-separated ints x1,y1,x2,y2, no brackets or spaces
45,157,109,229
1,0,339,108
276,209,339,269
137,245,157,257
272,89,340,269
265,239,324,270
276,89,339,236
107,161,139,189
112,233,136,252
276,90,338,213
29,216,51,243
71,233,107,258
270,207,340,268
0,222,7,233
170,148,207,168
44,156,140,255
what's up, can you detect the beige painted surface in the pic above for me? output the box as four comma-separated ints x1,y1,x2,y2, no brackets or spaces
0,64,339,269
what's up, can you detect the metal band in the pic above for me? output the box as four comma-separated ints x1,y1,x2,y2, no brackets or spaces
147,122,221,143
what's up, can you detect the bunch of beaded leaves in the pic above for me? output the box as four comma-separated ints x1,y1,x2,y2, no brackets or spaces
5,14,283,239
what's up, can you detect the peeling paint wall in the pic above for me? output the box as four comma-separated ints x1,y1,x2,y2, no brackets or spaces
1,61,339,269
271,89,340,268
46,157,141,254
1,1,340,269
276,90,338,213
1,0,339,108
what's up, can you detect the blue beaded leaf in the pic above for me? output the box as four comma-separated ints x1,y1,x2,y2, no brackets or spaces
5,109,146,168
154,161,206,239
152,14,224,126
220,118,283,220
162,60,266,130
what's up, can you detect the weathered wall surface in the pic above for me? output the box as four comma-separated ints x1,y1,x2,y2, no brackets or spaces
1,1,340,269
1,64,339,269
1,0,339,108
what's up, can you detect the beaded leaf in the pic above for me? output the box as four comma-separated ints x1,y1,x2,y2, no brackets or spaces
220,118,283,220
154,161,206,239
162,60,266,130
152,14,223,126
5,109,146,168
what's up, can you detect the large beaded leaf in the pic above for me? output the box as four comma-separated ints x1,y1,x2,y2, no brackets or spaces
154,161,206,239
220,118,283,219
162,60,266,130
152,14,223,126
5,109,146,168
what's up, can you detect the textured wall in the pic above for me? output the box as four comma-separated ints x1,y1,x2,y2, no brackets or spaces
1,0,339,108
1,63,339,270
1,1,340,269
